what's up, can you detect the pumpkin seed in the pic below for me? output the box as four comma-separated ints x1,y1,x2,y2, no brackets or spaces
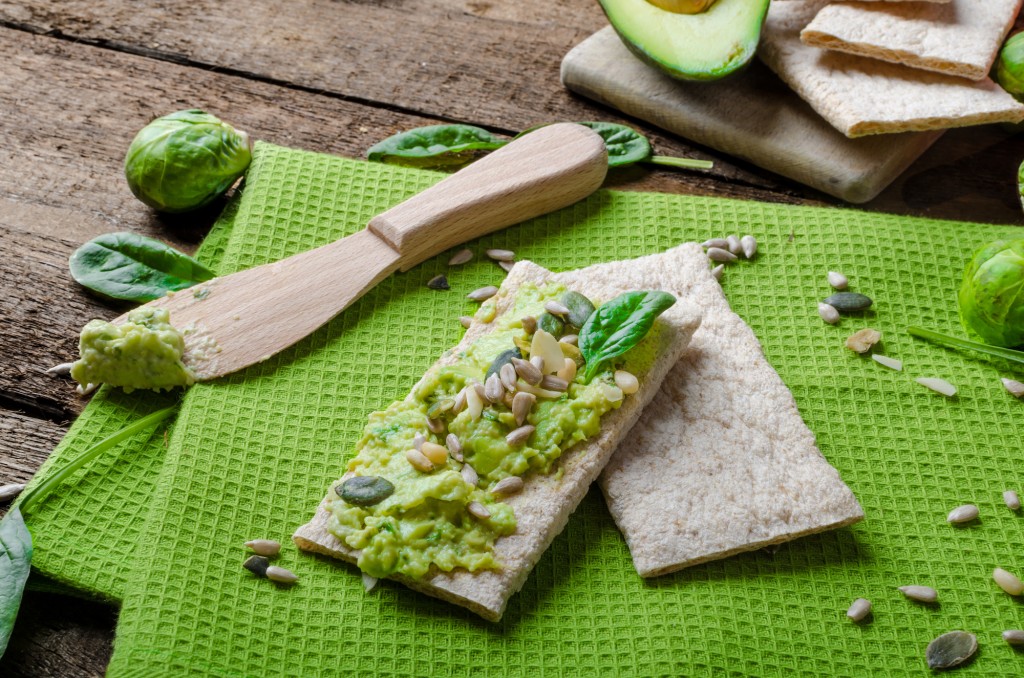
338,476,396,507
0,483,26,503
898,585,938,603
461,463,479,487
947,504,979,524
846,598,871,622
46,362,73,376
467,501,490,519
362,572,379,592
872,354,902,371
500,363,518,392
406,448,434,472
448,248,473,266
707,247,737,263
537,312,564,337
484,373,505,403
845,328,881,354
740,235,757,259
726,234,741,255
265,565,299,584
446,433,463,462
560,291,596,330
701,238,729,249
544,300,571,317
540,375,568,392
711,264,724,281
244,555,270,577
499,260,515,273
916,377,957,397
818,302,840,325
512,391,536,426
467,285,498,302
506,424,535,447
512,357,542,385
485,347,523,382
491,476,524,498
994,567,1024,595
427,274,450,290
521,315,537,335
459,315,473,329
245,539,282,557
823,292,872,312
421,441,449,465
1004,490,1021,510
925,631,977,670
486,248,515,262
1002,378,1024,398
828,271,849,290
1002,630,1024,646
426,397,455,419
614,370,639,395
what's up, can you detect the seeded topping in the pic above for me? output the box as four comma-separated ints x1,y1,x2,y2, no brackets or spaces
898,585,938,603
707,247,737,263
446,433,464,462
448,248,473,266
467,501,490,519
338,476,396,507
486,248,515,262
467,285,499,301
405,448,434,472
544,300,571,317
491,476,524,498
925,631,977,671
506,424,535,447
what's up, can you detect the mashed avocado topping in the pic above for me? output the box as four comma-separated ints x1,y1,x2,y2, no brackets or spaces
70,307,196,393
327,282,668,580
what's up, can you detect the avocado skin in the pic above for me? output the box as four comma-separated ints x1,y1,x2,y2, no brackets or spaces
597,0,770,82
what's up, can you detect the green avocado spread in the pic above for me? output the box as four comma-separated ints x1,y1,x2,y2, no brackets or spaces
70,307,196,393
326,282,663,580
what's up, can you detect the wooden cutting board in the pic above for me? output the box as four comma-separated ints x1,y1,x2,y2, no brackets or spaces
561,28,944,204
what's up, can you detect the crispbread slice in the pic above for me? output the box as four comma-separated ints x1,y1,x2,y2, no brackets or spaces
294,245,704,621
760,0,1024,137
600,247,864,578
801,0,1021,81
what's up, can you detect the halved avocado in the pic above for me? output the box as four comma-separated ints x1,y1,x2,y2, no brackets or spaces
597,0,770,82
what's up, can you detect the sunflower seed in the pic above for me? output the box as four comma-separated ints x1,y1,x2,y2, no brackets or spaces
459,315,473,329
726,234,742,255
492,476,524,498
448,248,473,266
872,354,902,371
846,328,881,354
427,274,450,290
917,377,957,397
244,555,270,577
711,264,724,281
540,375,568,392
405,448,434,472
421,441,449,465
614,370,639,395
521,316,537,334
466,385,484,420
707,247,737,263
46,362,73,376
947,504,979,524
898,585,938,603
557,358,577,383
500,363,518,392
499,260,515,273
513,357,542,386
1003,378,1024,398
1002,630,1024,646
467,285,499,302
544,301,571,317
846,598,871,622
560,334,578,346
701,238,729,249
483,373,504,403
426,417,445,434
926,631,977,670
828,271,849,290
245,539,281,557
461,463,479,487
76,382,97,396
486,248,515,262
444,433,463,463
472,381,487,400
362,572,379,592
994,568,1024,595
823,292,872,312
0,483,26,503
517,380,563,400
451,389,468,415
530,355,545,373
512,391,536,426
1004,490,1021,510
506,424,535,447
741,235,757,259
265,565,299,584
818,303,840,325
467,501,490,519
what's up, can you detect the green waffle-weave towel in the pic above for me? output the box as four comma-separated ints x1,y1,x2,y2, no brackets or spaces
24,142,1024,675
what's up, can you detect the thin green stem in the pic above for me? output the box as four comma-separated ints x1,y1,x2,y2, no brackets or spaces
907,326,1024,365
645,156,714,171
19,406,177,515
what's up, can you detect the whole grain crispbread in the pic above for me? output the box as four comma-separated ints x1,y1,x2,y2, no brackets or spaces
760,0,1024,137
293,245,704,621
800,0,1022,81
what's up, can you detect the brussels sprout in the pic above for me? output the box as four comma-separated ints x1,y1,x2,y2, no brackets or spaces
958,237,1024,347
124,109,252,213
996,33,1024,101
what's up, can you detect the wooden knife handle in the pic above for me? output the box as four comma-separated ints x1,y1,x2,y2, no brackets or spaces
367,122,608,271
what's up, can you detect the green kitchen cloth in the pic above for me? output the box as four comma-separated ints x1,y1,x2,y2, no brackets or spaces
25,142,1024,676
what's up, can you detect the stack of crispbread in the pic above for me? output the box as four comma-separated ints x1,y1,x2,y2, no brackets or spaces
760,0,1024,137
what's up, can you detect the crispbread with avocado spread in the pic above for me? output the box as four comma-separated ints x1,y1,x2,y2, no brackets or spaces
294,244,703,621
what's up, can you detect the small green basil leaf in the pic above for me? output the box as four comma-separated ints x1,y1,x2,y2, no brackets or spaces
575,122,652,167
579,291,676,382
0,507,33,658
69,232,216,303
366,124,508,168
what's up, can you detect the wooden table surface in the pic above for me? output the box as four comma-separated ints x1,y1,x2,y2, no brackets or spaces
1,2,1022,674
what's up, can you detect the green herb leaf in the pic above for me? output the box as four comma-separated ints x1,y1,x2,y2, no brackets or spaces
0,508,32,658
575,122,651,167
366,124,508,168
69,232,216,303
579,291,676,382
908,326,1024,366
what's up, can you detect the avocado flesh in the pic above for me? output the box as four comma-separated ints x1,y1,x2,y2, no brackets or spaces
598,0,770,82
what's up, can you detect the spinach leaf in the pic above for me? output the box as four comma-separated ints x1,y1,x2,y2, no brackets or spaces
0,508,32,657
69,232,216,303
579,291,676,382
575,122,651,167
366,124,508,168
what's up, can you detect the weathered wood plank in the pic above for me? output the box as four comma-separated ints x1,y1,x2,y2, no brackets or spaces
0,407,67,480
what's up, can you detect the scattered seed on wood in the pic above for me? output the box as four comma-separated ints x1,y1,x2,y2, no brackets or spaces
846,598,871,622
362,572,378,592
266,565,299,584
421,441,449,465
467,501,490,519
244,555,270,577
701,238,729,249
926,631,977,671
544,300,571,317
499,260,515,272
726,235,741,255
823,292,872,312
492,476,524,498
898,585,938,603
1003,378,1024,398
741,235,757,259
1002,630,1024,646
711,264,724,281
872,354,902,371
614,370,639,395
426,417,445,434
77,382,97,396
947,504,979,524
521,316,537,334
1004,490,1021,510
245,539,282,557
916,377,957,397
448,248,473,266
818,303,840,325
540,375,568,392
459,315,473,329
827,271,849,290
406,448,434,472
427,274,450,290
557,358,577,383
467,285,499,302
846,328,881,354
994,568,1024,596
461,463,479,487
560,334,578,346
707,247,737,263
512,391,536,426
513,357,542,386
486,248,515,262
506,424,535,447
0,483,26,503
500,363,518,392
46,362,73,376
